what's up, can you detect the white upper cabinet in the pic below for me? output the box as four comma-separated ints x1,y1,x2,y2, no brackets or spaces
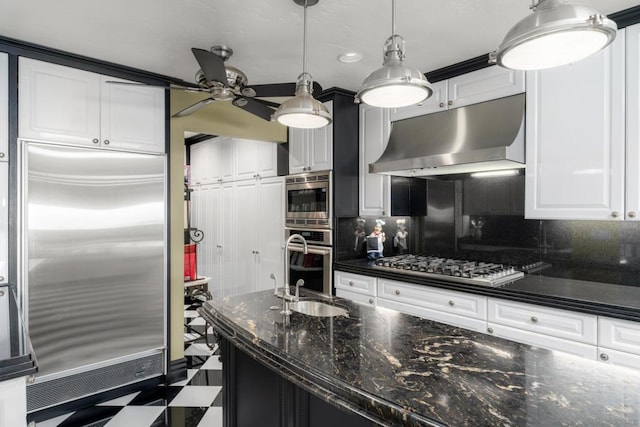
626,23,640,221
359,104,390,216
19,57,165,153
234,138,278,181
0,162,7,284
390,66,525,122
288,101,333,173
525,32,626,220
0,53,8,161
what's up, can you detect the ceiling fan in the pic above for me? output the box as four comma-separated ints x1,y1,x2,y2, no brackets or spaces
173,45,323,121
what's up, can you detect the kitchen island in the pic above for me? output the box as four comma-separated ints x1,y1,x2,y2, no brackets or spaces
199,288,640,426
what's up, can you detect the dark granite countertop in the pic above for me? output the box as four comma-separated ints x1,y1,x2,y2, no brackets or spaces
0,285,37,382
335,259,640,321
200,289,640,426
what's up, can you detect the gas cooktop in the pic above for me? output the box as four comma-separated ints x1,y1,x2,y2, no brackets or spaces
373,255,527,287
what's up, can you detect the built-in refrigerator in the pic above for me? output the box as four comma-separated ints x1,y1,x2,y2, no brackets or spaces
17,141,166,412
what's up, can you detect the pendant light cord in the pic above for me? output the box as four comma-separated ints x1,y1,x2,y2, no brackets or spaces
303,1,308,75
391,0,396,36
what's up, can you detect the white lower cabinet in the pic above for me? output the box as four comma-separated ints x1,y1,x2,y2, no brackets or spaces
0,376,27,427
377,279,488,332
335,289,376,307
334,272,377,307
597,316,640,369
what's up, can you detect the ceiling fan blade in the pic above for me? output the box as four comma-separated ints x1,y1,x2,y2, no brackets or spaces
232,97,276,121
172,98,215,118
248,81,323,98
105,80,169,88
191,48,228,86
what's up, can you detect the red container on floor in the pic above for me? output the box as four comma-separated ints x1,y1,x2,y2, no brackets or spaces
184,243,197,281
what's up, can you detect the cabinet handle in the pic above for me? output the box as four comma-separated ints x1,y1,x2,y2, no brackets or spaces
255,250,260,254
103,139,110,145
629,211,637,218
0,276,4,282
487,327,494,334
382,210,387,216
439,102,444,108
92,138,99,144
600,353,609,361
448,100,453,106
349,281,354,286
448,300,455,306
530,316,538,323
395,290,400,296
0,290,4,296
369,298,374,304
216,245,222,249
612,211,620,218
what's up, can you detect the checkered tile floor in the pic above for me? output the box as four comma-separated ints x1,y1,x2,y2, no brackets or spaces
33,302,222,427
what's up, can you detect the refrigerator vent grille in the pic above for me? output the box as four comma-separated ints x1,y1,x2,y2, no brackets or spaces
27,352,163,413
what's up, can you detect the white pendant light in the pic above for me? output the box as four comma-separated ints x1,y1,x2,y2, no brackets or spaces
355,0,432,108
272,0,332,129
492,0,617,70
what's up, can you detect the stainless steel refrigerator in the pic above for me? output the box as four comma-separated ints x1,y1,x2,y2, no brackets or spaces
17,141,166,412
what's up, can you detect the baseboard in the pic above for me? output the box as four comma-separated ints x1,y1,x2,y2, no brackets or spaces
166,357,187,385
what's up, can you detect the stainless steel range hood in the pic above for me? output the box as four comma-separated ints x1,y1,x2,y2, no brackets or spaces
370,93,525,177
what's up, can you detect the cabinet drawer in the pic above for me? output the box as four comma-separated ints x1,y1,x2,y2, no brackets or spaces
487,323,597,360
336,289,376,307
333,272,376,296
378,298,487,332
597,346,640,370
488,299,597,344
598,317,640,355
378,279,487,320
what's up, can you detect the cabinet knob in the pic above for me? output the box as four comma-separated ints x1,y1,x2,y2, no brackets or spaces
600,353,609,361
448,300,455,306
439,102,444,108
103,139,110,145
0,152,4,158
255,250,260,254
369,298,374,304
349,281,354,286
448,100,453,106
92,138,99,144
611,211,620,218
395,290,400,296
216,245,222,249
382,210,387,216
629,211,637,218
487,327,494,334
530,316,538,323
0,276,4,282
0,290,4,296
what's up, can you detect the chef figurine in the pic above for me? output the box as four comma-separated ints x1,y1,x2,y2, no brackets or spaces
394,218,408,254
354,217,367,253
366,219,386,265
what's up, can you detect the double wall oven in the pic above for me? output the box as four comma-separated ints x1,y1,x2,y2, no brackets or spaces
285,171,332,295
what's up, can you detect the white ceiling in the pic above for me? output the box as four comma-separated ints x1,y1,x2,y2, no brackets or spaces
1,0,639,92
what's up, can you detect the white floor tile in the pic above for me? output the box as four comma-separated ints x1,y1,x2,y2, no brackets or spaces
197,407,223,427
184,310,199,318
170,368,199,386
184,343,214,356
97,391,140,406
35,412,73,427
104,406,165,427
169,385,221,407
201,356,223,370
189,317,206,326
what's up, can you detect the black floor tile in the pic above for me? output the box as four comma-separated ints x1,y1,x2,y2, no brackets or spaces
212,391,223,407
151,407,208,427
188,369,223,386
127,385,182,406
185,355,209,369
56,406,122,427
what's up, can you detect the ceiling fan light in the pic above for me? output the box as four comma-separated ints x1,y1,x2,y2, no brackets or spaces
495,0,617,70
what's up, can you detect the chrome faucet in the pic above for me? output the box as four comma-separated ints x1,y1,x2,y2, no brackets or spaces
283,233,308,301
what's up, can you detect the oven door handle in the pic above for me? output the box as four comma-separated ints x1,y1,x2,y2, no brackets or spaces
286,243,331,256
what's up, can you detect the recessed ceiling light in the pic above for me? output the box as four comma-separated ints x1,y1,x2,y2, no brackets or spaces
337,52,363,63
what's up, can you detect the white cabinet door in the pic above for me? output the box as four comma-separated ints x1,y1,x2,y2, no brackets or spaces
234,138,259,181
100,77,165,153
626,23,640,221
390,81,448,121
598,316,640,355
0,162,7,283
288,127,307,174
525,33,626,220
449,66,525,109
256,177,284,291
255,140,278,179
219,182,235,297
233,180,258,294
19,57,101,146
308,101,333,172
597,346,640,370
0,53,7,161
334,271,376,296
359,104,390,216
377,298,488,332
218,137,235,182
336,289,376,307
189,139,216,185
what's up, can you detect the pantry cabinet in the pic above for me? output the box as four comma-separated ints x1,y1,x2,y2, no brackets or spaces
18,57,165,153
288,101,333,174
390,66,525,121
0,53,7,161
525,32,626,220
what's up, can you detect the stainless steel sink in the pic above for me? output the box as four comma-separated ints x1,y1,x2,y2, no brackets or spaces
289,301,349,317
